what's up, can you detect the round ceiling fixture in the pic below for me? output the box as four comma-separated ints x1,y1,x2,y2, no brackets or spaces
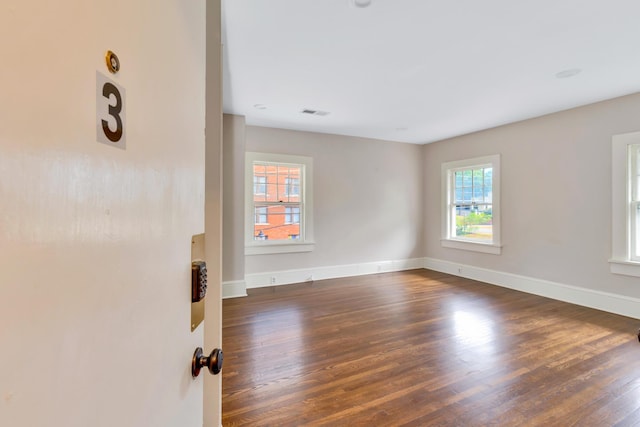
349,0,372,8
555,68,582,79
253,104,267,110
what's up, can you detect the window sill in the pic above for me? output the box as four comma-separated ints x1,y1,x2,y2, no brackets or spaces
245,242,315,256
441,239,502,255
609,259,640,278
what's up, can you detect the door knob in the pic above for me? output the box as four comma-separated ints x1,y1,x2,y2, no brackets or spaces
192,347,223,378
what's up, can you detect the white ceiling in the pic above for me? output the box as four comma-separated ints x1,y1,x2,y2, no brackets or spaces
222,0,640,144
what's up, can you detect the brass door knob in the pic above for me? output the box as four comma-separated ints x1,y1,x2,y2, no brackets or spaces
192,347,223,378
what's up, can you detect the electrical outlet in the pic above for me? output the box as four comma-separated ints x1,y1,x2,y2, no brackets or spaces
270,276,276,284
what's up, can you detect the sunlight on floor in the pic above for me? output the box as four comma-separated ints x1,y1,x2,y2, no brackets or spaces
452,310,496,350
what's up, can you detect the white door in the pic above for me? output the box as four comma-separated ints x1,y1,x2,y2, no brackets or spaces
0,0,220,426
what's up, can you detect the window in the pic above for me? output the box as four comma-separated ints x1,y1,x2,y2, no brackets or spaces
610,132,640,277
255,206,268,225
245,152,314,255
284,178,300,196
254,176,266,195
285,206,300,224
441,155,501,254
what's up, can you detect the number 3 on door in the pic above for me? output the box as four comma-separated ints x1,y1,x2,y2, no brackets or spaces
96,71,126,149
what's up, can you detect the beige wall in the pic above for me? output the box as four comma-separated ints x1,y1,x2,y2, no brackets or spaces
244,126,425,275
228,93,640,315
0,1,214,426
424,92,640,300
222,114,246,283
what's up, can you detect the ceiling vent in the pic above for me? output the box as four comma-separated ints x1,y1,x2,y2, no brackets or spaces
301,109,330,116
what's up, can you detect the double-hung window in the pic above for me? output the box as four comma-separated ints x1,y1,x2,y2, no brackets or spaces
441,155,501,254
611,132,640,276
245,152,314,255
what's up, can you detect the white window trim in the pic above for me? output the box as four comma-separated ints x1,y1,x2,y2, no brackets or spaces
610,131,640,277
245,152,314,255
441,154,501,255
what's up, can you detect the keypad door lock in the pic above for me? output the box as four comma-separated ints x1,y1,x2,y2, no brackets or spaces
191,261,207,303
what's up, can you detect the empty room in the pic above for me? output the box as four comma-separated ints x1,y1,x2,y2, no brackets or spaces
220,1,640,425
3,1,640,426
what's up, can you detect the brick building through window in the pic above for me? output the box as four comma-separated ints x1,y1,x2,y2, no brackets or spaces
252,162,301,240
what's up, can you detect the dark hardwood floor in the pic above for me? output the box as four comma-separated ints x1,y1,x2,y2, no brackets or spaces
222,269,640,426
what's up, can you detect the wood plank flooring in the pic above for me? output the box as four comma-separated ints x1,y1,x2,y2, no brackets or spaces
222,269,640,426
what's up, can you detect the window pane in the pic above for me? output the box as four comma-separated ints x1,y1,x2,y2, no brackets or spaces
264,165,278,202
273,166,301,202
284,178,300,197
455,172,463,187
455,188,463,202
253,164,267,202
462,170,472,186
454,204,493,243
253,176,266,196
284,206,301,224
473,186,483,202
276,166,286,201
483,186,492,203
254,206,268,225
484,168,493,185
473,169,483,186
253,163,266,179
253,163,303,203
462,187,472,202
254,204,301,241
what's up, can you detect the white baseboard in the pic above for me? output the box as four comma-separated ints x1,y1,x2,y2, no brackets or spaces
231,256,640,320
222,280,247,299
244,258,425,290
424,257,640,320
